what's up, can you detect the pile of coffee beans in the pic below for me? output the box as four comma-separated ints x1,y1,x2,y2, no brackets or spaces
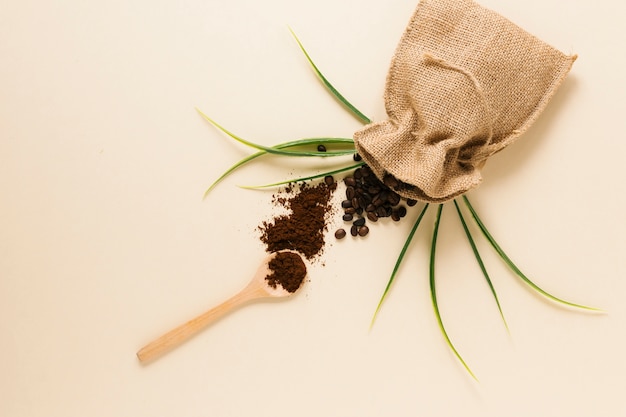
334,163,417,239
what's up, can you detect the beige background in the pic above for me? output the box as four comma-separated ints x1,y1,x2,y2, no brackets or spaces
2,0,625,416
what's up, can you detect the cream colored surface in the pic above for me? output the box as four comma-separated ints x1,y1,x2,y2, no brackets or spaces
1,1,625,416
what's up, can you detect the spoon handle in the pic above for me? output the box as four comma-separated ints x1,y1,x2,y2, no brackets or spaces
136,283,264,363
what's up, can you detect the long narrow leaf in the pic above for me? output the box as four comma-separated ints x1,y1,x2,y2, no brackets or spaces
203,137,356,198
288,27,372,125
462,195,602,312
197,108,355,157
430,204,478,380
240,162,365,189
371,204,430,327
453,199,509,332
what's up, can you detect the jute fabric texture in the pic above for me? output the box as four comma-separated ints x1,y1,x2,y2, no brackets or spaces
353,0,576,202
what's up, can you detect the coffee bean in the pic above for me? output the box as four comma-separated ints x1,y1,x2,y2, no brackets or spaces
353,217,366,227
387,192,401,206
383,174,399,188
335,229,346,239
337,164,419,238
324,175,334,186
358,225,369,236
346,186,355,200
317,144,327,152
353,153,362,161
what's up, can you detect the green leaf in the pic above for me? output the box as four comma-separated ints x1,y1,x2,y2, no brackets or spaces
203,137,356,198
453,199,509,332
197,107,355,157
430,204,478,380
370,204,430,327
462,195,603,312
240,162,365,189
288,27,372,125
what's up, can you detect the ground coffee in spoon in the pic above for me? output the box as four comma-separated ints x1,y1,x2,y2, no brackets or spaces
265,251,307,293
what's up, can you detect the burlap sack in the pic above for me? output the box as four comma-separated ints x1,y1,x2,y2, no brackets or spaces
354,0,576,202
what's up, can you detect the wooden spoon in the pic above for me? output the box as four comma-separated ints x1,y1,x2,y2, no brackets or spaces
136,250,305,363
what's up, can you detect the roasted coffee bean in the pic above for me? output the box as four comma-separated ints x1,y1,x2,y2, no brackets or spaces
353,153,362,161
324,175,334,186
353,217,366,227
358,225,369,236
383,174,399,188
335,228,346,239
343,213,353,222
346,186,355,200
337,164,419,238
387,192,401,206
317,144,327,152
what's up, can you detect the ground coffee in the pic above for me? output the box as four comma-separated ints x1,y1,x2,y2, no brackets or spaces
265,251,307,293
259,180,337,260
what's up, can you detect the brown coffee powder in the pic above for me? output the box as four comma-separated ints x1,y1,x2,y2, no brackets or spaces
265,251,307,293
259,180,336,260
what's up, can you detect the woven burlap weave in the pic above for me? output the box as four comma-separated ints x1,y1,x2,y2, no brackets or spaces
354,0,576,202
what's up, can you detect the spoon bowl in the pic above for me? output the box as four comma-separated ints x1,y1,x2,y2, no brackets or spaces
136,250,306,363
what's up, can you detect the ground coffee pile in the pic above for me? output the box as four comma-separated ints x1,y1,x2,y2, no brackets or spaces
265,251,307,293
259,180,337,260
